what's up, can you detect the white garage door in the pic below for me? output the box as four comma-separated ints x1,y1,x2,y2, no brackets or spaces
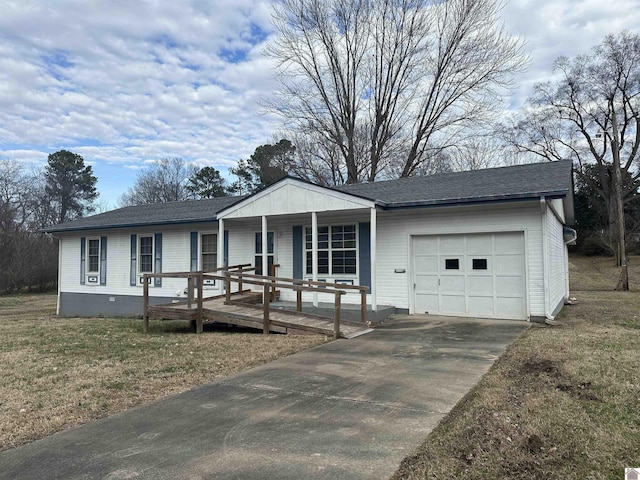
412,232,526,320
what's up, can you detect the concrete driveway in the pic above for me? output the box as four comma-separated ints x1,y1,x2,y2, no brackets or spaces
0,315,528,479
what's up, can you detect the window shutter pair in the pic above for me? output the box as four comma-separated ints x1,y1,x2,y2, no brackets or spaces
80,237,107,285
129,234,162,287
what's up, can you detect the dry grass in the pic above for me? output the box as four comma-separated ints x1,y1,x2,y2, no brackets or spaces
0,294,326,451
569,254,640,291
393,255,640,480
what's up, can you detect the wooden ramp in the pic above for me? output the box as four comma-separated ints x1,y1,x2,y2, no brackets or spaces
147,292,373,339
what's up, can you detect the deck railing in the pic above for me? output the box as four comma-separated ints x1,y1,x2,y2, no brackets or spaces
143,266,369,339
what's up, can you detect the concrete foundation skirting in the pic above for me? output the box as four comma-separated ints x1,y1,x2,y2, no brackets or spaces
59,292,177,317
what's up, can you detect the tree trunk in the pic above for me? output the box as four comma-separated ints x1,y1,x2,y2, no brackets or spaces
611,107,629,291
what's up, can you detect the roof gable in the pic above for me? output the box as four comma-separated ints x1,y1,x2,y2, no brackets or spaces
217,177,375,219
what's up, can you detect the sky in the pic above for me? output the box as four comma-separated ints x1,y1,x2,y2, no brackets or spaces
1,0,639,208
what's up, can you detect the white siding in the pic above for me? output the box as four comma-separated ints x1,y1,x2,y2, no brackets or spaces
546,204,568,313
59,224,217,299
374,202,545,317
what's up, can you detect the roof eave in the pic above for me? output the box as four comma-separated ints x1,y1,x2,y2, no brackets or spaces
380,190,569,210
43,217,219,235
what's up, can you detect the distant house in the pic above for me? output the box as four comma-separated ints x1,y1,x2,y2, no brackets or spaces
45,160,575,322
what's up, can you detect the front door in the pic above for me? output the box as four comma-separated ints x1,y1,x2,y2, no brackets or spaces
255,231,276,275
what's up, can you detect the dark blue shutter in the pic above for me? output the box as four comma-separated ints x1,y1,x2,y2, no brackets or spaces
190,232,198,271
80,237,86,285
99,236,107,285
154,233,162,287
358,222,371,289
224,230,229,267
292,226,303,279
130,234,137,286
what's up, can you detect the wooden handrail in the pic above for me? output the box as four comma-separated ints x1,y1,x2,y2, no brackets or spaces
221,270,368,293
143,266,368,338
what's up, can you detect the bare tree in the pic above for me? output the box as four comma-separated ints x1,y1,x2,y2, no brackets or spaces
120,158,198,206
266,0,526,183
0,160,58,293
501,31,640,290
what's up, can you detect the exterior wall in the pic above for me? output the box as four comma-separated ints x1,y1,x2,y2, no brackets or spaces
546,204,569,316
374,202,546,317
57,223,218,316
56,200,564,320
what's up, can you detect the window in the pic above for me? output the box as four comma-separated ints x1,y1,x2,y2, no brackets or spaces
445,258,459,270
255,232,274,275
139,236,154,273
305,225,357,276
87,239,100,273
472,258,488,270
201,234,217,271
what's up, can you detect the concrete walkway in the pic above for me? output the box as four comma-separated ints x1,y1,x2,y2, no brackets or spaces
0,315,528,480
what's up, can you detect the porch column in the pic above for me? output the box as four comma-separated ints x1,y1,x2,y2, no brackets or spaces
261,215,268,279
218,218,225,293
370,207,377,311
312,211,318,307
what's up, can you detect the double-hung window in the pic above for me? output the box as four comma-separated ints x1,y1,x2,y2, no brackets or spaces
87,239,100,274
201,233,217,271
139,236,154,273
305,225,357,276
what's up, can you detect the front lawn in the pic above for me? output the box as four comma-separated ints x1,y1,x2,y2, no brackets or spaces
0,294,326,451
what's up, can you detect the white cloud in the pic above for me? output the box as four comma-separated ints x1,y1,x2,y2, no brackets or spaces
0,0,639,204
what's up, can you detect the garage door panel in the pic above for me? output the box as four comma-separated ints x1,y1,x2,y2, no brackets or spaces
496,297,525,318
415,293,438,314
414,255,438,274
415,274,438,292
495,234,523,254
439,236,464,255
466,234,493,255
467,276,493,295
467,296,494,316
440,295,466,314
494,255,524,275
413,236,438,251
440,275,465,293
495,277,525,296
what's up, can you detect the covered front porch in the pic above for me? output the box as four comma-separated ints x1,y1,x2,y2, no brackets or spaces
215,177,382,313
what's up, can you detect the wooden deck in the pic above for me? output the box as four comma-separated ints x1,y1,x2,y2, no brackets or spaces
147,291,374,339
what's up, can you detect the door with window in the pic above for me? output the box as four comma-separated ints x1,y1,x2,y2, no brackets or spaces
255,231,275,276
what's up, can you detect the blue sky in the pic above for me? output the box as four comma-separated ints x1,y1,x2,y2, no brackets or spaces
1,0,639,208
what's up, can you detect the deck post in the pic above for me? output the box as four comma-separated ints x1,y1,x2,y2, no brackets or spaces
225,270,231,303
143,276,149,333
263,283,270,335
334,291,341,339
187,275,194,309
238,267,243,293
361,289,367,324
196,272,204,334
295,281,302,312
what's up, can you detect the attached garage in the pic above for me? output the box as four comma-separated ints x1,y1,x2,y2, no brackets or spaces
412,232,527,320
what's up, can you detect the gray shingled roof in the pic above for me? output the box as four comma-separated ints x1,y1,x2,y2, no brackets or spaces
45,196,242,233
336,160,573,207
46,160,572,233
